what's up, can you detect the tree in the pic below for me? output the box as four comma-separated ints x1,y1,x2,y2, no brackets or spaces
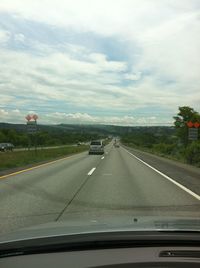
0,131,6,142
173,106,200,146
184,141,200,166
36,132,49,146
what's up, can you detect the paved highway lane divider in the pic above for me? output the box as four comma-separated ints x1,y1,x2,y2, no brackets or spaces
122,147,200,201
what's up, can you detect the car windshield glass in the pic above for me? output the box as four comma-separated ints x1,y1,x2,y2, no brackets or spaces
91,142,101,145
0,0,200,239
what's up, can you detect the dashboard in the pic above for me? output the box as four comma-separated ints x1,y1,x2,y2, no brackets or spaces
1,246,200,267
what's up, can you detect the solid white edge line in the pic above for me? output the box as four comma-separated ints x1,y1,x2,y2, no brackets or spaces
122,147,200,201
88,167,96,176
101,156,105,159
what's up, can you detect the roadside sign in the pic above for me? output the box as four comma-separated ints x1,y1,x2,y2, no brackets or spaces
25,114,38,121
26,114,32,121
32,114,38,121
186,121,200,128
194,122,200,128
27,121,37,134
25,114,39,151
188,128,198,141
187,121,193,128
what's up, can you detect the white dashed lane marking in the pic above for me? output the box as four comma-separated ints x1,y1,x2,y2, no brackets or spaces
88,167,96,176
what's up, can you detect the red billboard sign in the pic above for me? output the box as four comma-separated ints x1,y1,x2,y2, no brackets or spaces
25,114,38,122
187,121,193,128
194,122,200,128
186,121,200,128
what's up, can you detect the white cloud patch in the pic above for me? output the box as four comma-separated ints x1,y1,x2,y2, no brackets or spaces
0,29,10,43
0,109,9,116
124,72,141,81
14,33,25,42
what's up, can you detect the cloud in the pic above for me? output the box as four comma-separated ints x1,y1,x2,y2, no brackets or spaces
14,33,25,42
0,29,10,43
137,11,200,84
0,108,22,122
124,72,141,81
0,1,200,125
0,109,170,126
1,0,199,37
0,109,9,116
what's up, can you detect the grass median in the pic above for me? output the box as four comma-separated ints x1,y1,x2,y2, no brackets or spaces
0,145,89,172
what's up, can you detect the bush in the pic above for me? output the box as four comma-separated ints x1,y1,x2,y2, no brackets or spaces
184,141,200,166
152,143,176,155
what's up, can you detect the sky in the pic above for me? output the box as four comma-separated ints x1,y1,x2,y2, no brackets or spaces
0,0,199,126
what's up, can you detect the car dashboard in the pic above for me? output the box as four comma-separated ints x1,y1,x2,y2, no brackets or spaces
0,231,199,267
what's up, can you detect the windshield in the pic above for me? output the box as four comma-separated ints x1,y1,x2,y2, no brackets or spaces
91,141,101,146
0,0,200,239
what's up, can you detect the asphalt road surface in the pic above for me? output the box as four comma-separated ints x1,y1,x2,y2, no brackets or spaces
0,142,200,234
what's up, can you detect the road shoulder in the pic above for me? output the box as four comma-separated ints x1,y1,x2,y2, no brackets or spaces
122,145,200,196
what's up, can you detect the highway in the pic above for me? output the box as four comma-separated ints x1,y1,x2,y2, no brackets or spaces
0,142,200,234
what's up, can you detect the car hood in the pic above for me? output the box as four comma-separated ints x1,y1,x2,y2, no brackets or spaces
0,215,199,244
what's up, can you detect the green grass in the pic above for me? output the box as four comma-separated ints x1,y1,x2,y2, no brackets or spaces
124,142,200,167
0,145,88,171
122,142,186,164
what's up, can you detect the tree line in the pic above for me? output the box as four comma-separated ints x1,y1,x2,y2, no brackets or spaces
0,128,103,147
1,106,199,166
121,106,200,166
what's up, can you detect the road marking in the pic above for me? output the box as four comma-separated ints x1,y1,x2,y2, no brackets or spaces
123,147,200,201
103,173,112,176
0,154,80,180
88,167,96,176
101,156,105,159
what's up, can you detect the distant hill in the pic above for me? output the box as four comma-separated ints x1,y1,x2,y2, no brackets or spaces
0,122,174,136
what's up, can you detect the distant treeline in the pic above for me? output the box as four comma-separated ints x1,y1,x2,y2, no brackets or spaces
0,128,104,147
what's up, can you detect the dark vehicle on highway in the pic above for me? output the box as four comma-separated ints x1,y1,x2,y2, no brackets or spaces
0,143,6,152
114,143,120,148
6,143,14,151
0,143,14,152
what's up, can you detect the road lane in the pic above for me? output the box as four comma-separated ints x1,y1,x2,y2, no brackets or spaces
0,145,112,234
0,142,199,235
60,145,200,221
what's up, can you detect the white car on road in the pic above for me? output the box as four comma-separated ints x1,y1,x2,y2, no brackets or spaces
89,140,104,155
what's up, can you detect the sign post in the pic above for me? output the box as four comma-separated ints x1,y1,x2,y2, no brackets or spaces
186,121,199,141
188,128,198,141
27,121,37,134
25,114,38,151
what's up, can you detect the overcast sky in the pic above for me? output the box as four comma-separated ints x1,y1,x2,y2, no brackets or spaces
0,0,199,125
